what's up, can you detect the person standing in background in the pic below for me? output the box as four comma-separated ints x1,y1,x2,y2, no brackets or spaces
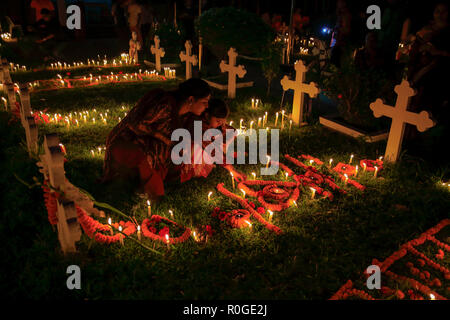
126,0,143,44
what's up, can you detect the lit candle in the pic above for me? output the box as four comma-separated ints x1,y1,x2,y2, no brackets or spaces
258,117,262,128
207,191,213,201
309,159,314,166
255,99,259,108
229,121,233,127
59,143,66,154
281,110,285,129
118,226,124,246
91,150,95,157
169,210,174,218
363,163,367,172
266,155,271,169
264,112,268,126
192,230,198,242
268,210,273,223
374,166,378,178
240,189,246,199
245,220,252,229
275,112,279,126
310,187,316,199
147,200,151,216
329,158,333,167
292,200,297,207
355,165,359,176
165,234,170,249
344,174,349,185
430,294,436,300
251,98,255,108
230,172,235,189
252,172,256,180
108,217,113,235
349,154,354,164
250,120,254,133
289,120,292,132
240,118,243,130
285,172,289,180
137,225,141,241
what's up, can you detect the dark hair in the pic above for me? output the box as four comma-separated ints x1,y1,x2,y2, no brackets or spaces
176,78,211,104
41,8,51,15
206,98,229,119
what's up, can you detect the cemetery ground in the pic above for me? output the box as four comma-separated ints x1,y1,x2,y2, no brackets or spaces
1,68,449,300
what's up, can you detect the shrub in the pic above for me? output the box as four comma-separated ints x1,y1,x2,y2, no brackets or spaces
195,7,275,59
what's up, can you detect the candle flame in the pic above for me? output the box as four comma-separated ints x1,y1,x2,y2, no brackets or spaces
165,234,169,243
430,293,435,300
137,225,140,231
245,220,252,227
108,217,112,225
147,200,150,206
118,226,122,232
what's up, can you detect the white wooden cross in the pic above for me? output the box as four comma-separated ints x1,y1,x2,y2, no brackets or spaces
37,134,82,253
280,60,319,125
179,40,198,80
18,83,38,154
150,35,165,72
220,47,247,98
370,79,435,162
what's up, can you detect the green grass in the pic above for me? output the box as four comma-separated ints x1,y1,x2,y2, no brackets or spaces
1,74,449,300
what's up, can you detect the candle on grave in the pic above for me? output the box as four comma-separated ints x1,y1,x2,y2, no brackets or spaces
192,230,198,242
310,187,316,199
349,154,354,164
252,172,256,180
250,120,254,133
430,294,436,300
252,98,255,108
374,166,378,178
256,99,259,108
258,117,262,128
91,150,95,157
355,165,359,176
275,112,279,126
363,163,367,172
118,226,124,246
137,225,141,241
108,218,113,235
344,174,349,185
240,118,243,130
245,220,252,229
147,200,151,216
289,120,292,133
329,158,333,167
229,121,233,127
268,210,273,223
165,234,170,250
266,155,271,169
281,110,285,129
241,189,246,199
285,172,289,180
230,172,235,189
59,143,66,154
292,200,297,207
169,210,174,219
309,159,314,166
207,191,213,201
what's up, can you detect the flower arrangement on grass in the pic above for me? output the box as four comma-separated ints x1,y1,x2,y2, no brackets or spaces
141,215,191,244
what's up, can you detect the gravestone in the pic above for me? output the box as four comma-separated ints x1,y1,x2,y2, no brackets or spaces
280,60,319,125
18,83,38,154
129,31,141,63
219,47,247,99
150,35,165,72
370,80,435,162
179,40,197,80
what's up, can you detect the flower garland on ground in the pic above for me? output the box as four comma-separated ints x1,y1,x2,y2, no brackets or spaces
331,219,450,300
141,215,191,244
360,159,383,172
237,180,300,212
217,183,283,234
76,205,136,244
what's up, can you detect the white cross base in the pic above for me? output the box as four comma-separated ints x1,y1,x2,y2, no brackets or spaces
370,79,435,162
280,60,319,125
179,40,198,80
220,47,246,98
150,35,165,72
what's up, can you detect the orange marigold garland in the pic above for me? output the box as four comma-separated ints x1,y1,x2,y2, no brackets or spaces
42,180,58,225
217,183,283,234
141,215,191,244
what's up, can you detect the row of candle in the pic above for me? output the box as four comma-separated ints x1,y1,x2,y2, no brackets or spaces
9,62,27,72
1,32,12,40
163,67,176,79
49,53,135,70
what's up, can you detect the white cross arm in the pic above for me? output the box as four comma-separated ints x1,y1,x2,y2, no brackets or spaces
370,99,395,118
405,110,435,132
280,76,293,91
